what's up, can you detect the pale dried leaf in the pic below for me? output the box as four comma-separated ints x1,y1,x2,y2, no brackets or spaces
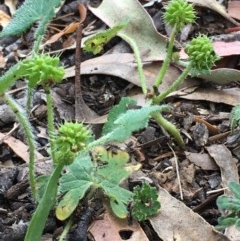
64,53,200,92
185,152,219,170
206,144,239,240
0,10,11,28
0,132,44,162
89,206,149,241
5,0,17,15
187,0,240,26
206,144,238,192
45,22,79,45
170,87,240,106
149,186,231,241
88,0,168,60
228,1,240,21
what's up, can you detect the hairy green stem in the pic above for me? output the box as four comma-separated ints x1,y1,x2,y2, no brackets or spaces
88,133,112,149
118,33,147,95
45,87,56,163
154,24,178,87
152,112,185,149
4,94,37,199
153,64,192,104
33,19,48,53
59,218,73,241
0,62,23,95
24,162,65,241
26,87,33,115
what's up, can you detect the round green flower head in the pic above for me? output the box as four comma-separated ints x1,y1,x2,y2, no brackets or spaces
164,0,196,30
185,35,220,72
22,54,65,88
53,122,92,165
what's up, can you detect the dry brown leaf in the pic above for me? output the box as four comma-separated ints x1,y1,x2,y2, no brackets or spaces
5,0,17,15
206,145,238,194
187,0,240,26
64,53,200,93
228,1,240,21
45,22,79,45
88,0,168,60
149,186,231,241
46,4,86,46
170,87,240,106
213,41,240,57
89,206,149,241
0,132,44,163
206,144,240,241
185,152,219,170
78,3,87,24
0,50,6,68
0,10,11,28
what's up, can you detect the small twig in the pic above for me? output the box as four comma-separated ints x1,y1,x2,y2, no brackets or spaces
75,23,85,121
168,144,183,200
206,187,228,195
74,4,94,122
0,123,20,141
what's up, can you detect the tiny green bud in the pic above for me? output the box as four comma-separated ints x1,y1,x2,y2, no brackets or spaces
164,0,196,30
185,35,220,72
53,122,92,165
22,54,65,88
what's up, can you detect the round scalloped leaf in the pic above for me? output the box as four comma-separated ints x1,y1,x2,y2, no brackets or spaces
102,97,136,135
131,182,160,221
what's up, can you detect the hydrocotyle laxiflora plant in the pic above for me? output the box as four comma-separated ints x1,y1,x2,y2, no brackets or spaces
149,0,219,148
0,54,64,200
24,121,92,241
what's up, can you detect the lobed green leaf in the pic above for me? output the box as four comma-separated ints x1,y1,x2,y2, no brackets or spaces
107,105,162,142
102,97,136,135
217,195,240,211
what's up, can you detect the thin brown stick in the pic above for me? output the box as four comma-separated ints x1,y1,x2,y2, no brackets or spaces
75,23,84,121
74,4,97,121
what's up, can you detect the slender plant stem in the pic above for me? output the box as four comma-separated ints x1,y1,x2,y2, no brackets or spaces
87,133,112,149
153,64,192,104
24,162,65,241
0,62,23,95
59,218,73,241
26,87,33,115
154,24,178,87
118,33,147,95
4,94,37,199
45,87,56,163
152,112,185,149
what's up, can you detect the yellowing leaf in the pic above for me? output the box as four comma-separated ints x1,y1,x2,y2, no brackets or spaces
56,183,92,221
83,20,128,54
91,145,129,165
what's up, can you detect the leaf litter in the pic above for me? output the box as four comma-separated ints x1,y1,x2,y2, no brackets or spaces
1,0,240,240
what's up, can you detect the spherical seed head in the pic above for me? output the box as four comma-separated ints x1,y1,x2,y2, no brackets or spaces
22,54,65,88
53,122,92,165
164,0,196,30
185,35,220,72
